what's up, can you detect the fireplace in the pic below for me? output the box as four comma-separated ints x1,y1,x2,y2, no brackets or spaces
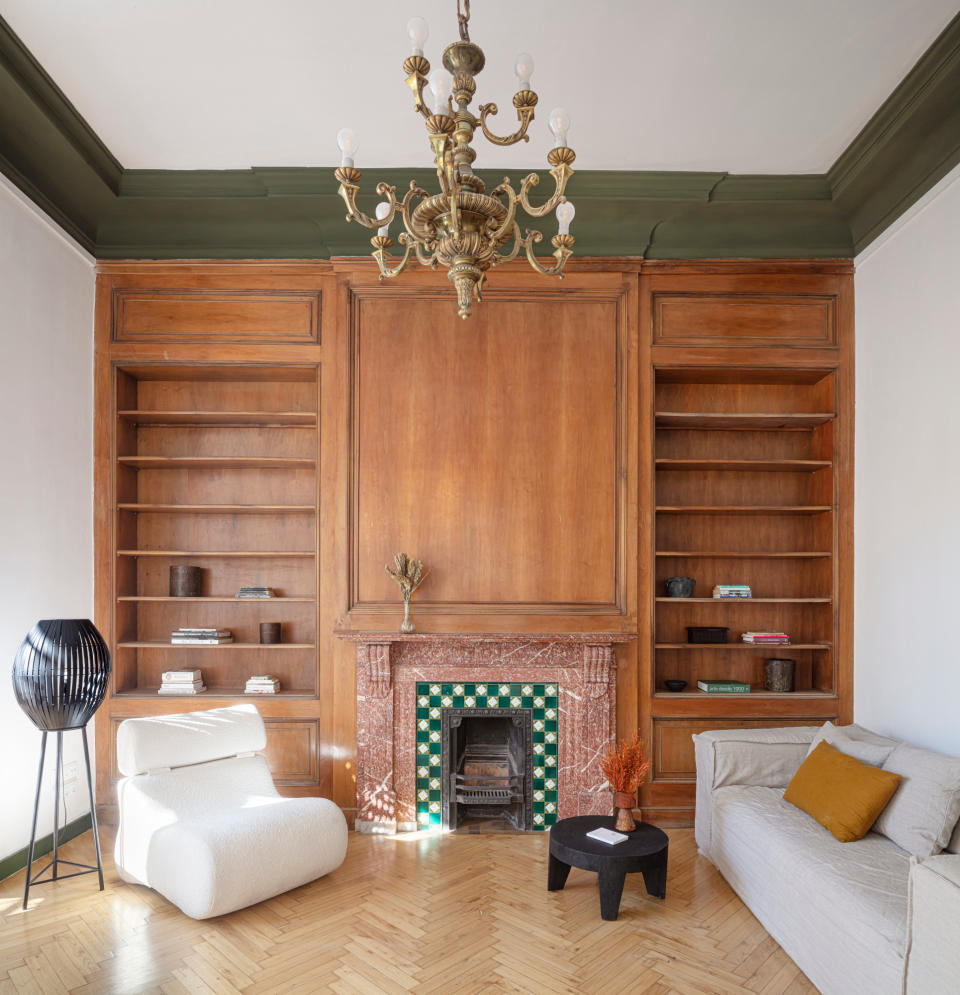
339,632,633,833
442,709,533,831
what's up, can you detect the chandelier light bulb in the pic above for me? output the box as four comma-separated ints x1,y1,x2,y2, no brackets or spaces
407,16,429,56
556,200,575,236
428,69,452,115
336,128,358,168
548,107,570,148
514,52,534,90
375,201,392,237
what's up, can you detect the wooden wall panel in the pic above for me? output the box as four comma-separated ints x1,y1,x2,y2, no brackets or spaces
652,718,820,780
263,719,320,785
654,294,835,347
113,289,321,344
348,287,628,615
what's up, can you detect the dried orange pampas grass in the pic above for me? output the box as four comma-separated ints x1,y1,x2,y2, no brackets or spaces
599,733,650,793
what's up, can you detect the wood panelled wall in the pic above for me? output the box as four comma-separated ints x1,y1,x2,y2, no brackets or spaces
93,258,852,825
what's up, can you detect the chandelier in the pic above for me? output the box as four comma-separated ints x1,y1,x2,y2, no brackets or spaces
334,0,576,319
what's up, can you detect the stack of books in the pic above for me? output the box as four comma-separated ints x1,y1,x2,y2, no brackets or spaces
236,586,275,599
245,674,280,695
159,669,206,695
741,631,790,645
698,680,751,694
170,628,233,645
713,584,752,599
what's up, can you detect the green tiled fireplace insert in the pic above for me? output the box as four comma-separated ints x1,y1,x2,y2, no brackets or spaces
415,681,560,830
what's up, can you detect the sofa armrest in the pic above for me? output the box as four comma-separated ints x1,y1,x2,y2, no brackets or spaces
906,854,960,994
693,725,820,857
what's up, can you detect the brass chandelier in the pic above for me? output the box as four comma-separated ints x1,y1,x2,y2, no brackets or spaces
334,0,576,319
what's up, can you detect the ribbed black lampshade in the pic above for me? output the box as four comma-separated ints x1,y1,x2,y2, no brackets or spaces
12,620,111,731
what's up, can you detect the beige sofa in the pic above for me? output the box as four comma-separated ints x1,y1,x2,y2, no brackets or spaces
694,724,960,995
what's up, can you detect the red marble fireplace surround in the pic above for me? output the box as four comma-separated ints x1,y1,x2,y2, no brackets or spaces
337,632,634,833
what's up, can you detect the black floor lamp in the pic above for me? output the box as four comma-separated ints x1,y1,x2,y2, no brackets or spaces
12,619,111,910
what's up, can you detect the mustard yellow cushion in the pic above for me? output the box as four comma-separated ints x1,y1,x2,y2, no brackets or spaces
783,741,902,842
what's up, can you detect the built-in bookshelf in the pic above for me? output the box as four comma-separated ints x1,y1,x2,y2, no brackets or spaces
652,367,838,704
113,364,319,698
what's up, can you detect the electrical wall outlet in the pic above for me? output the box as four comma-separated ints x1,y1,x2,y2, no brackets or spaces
63,761,80,798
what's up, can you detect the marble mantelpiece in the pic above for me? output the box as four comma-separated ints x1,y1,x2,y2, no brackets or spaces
336,632,634,833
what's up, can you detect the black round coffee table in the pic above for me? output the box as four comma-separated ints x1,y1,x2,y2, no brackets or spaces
548,815,669,920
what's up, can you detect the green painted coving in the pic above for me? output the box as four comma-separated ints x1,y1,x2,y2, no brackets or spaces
2,13,958,259
0,813,93,884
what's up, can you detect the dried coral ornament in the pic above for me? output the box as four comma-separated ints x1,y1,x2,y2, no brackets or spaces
334,0,577,318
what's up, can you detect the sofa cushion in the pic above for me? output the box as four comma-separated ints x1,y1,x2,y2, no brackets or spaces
714,784,912,955
807,721,898,767
874,743,960,857
784,742,901,842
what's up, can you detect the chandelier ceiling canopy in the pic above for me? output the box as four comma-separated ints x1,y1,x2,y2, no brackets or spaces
334,0,576,318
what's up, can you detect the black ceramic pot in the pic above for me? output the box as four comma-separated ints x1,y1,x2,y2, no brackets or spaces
665,577,695,598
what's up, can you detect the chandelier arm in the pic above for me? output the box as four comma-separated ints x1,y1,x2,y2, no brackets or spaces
411,236,439,269
521,229,572,277
517,164,572,219
372,236,415,279
487,178,519,246
336,178,403,230
477,103,534,147
490,221,523,266
399,182,431,243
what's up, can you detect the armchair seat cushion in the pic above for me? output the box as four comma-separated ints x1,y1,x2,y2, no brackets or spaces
120,792,348,920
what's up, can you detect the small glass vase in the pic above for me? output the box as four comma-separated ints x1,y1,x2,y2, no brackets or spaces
613,790,637,832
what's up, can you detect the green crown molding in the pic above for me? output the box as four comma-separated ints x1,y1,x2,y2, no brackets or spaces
828,11,960,253
1,13,958,261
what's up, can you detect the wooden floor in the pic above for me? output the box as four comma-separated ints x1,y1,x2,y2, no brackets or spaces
0,827,816,994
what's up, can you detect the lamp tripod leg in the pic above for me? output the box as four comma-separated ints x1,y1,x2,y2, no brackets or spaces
52,731,63,881
23,731,47,911
81,726,104,890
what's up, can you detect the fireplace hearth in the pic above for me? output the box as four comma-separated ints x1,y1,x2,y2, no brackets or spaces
442,709,532,831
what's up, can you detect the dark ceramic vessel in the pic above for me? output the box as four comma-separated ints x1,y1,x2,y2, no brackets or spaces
665,577,695,598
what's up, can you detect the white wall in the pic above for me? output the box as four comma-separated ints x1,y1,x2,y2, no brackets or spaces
855,164,960,755
0,178,95,861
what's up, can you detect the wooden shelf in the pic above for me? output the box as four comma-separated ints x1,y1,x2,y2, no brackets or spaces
117,641,315,649
655,643,831,650
655,368,832,386
655,690,836,699
656,551,832,558
655,597,831,603
655,412,835,429
119,409,316,426
656,458,831,472
118,550,314,557
656,505,832,515
117,596,313,603
114,687,317,699
118,503,315,514
118,456,315,469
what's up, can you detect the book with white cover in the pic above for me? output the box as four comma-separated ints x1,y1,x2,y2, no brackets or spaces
586,827,629,845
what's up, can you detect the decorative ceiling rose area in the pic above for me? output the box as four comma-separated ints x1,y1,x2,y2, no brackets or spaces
334,0,577,318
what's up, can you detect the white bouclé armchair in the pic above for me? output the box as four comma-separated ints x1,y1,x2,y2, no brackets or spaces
114,704,347,919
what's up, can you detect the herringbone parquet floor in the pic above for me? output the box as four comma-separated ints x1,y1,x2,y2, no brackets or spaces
0,827,816,994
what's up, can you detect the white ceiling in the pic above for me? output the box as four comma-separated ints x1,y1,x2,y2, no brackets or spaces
5,0,957,173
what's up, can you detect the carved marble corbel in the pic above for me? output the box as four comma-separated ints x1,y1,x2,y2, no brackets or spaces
364,642,393,698
583,644,615,698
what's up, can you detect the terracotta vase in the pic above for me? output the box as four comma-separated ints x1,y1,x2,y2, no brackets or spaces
613,790,637,832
